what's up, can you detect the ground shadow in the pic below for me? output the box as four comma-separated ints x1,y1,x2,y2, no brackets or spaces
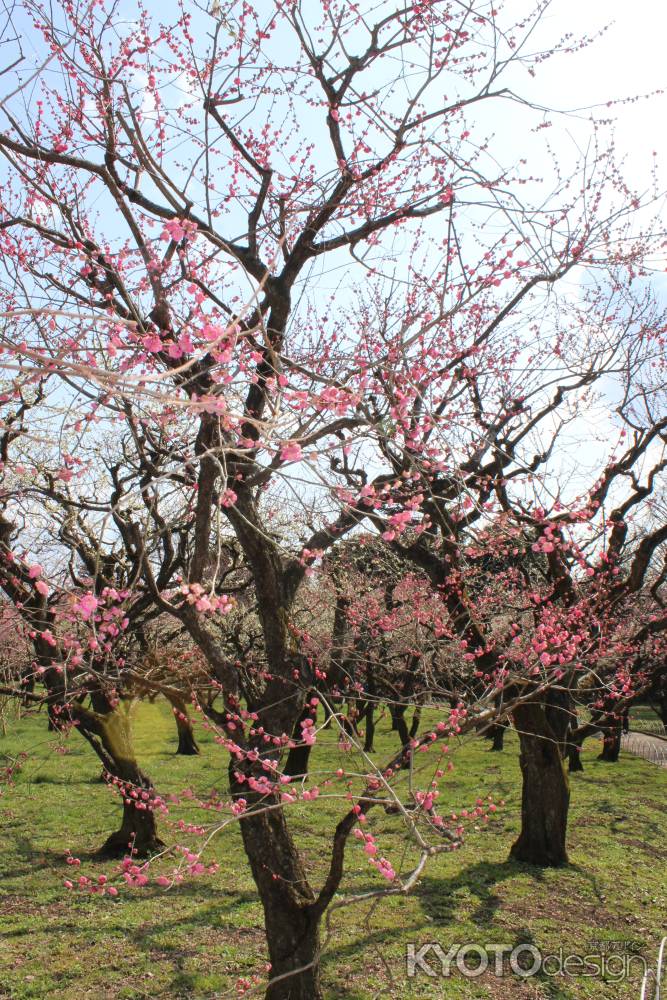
417,857,556,929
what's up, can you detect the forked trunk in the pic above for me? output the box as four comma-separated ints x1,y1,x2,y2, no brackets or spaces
510,701,570,867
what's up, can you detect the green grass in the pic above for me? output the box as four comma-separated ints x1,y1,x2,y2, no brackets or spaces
628,704,666,736
1,701,666,999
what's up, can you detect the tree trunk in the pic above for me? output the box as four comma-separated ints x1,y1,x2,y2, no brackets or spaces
510,701,570,867
169,697,199,755
545,688,574,748
284,702,315,777
598,718,622,762
409,705,421,740
567,733,584,772
487,722,506,751
232,771,322,1000
76,697,164,857
99,793,163,858
20,667,35,708
284,741,312,779
361,658,377,752
343,701,360,738
565,706,583,772
389,704,409,746
264,900,321,1000
363,703,375,752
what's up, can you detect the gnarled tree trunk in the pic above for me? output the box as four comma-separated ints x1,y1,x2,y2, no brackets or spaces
76,696,164,857
486,722,507,751
284,702,315,778
598,717,622,762
567,731,584,772
232,770,323,1000
389,704,409,747
167,695,200,755
510,701,570,867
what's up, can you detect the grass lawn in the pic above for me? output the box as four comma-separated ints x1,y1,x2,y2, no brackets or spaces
1,700,666,999
628,704,666,736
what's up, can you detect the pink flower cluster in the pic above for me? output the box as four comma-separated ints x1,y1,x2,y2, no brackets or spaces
179,582,233,614
160,218,198,243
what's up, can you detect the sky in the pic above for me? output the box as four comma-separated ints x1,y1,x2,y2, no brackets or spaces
530,0,667,195
3,0,666,219
1,0,666,516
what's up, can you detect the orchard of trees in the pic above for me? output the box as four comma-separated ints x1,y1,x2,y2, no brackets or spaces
0,1,666,997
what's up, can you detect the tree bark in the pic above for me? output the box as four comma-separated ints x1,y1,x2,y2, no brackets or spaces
487,722,506,751
567,732,584,772
598,718,622,762
510,701,570,867
232,772,322,1000
98,791,164,858
363,703,376,752
76,697,164,857
284,702,316,777
409,705,421,740
389,704,409,747
545,688,574,747
168,696,200,755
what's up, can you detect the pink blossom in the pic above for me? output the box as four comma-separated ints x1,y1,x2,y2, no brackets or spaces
280,442,302,462
142,334,163,353
161,218,197,243
76,593,99,620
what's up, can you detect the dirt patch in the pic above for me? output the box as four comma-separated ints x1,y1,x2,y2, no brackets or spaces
617,837,667,861
0,894,67,918
497,893,618,931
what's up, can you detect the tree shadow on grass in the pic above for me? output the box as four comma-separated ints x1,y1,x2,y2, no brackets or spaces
27,772,99,785
320,922,429,1000
2,884,260,943
416,856,611,935
417,859,547,929
0,835,78,880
